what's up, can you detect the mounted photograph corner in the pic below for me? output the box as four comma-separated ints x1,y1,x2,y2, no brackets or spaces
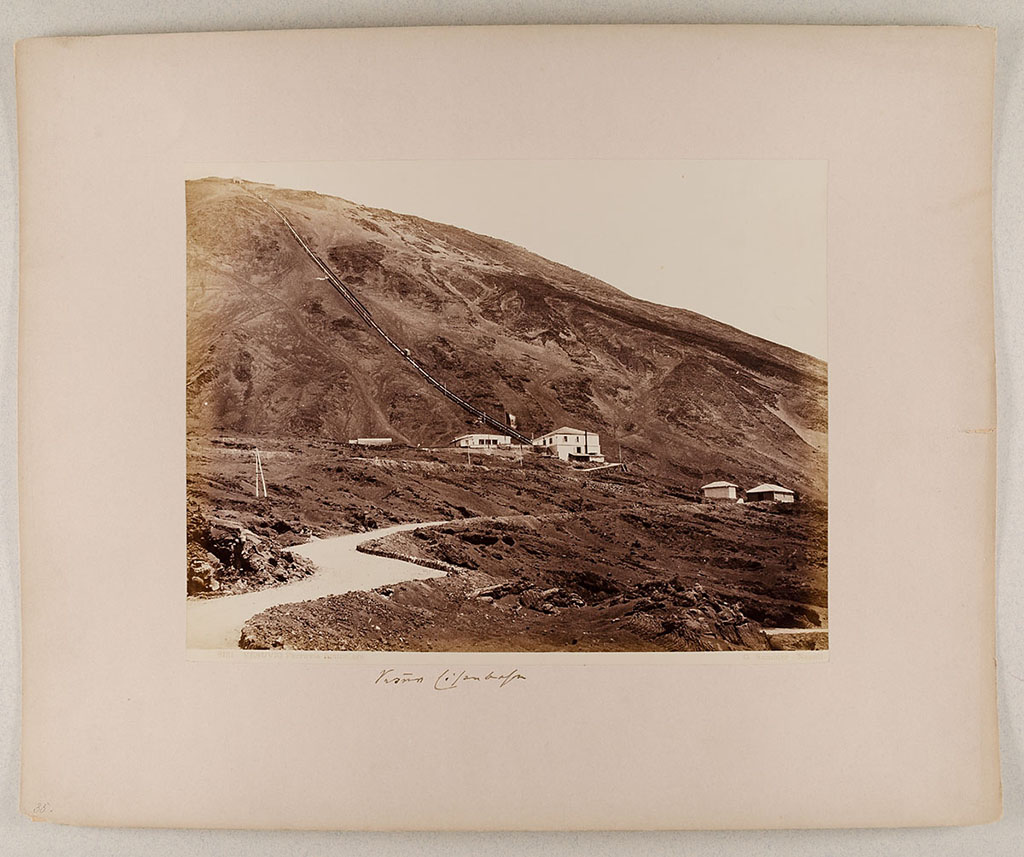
184,160,828,655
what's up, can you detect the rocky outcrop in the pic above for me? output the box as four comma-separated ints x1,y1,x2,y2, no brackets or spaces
611,581,769,651
187,501,316,596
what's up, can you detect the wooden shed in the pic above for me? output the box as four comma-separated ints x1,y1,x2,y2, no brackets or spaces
746,483,796,503
700,481,739,501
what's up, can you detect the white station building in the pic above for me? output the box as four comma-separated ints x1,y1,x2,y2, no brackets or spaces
533,426,604,463
452,433,512,450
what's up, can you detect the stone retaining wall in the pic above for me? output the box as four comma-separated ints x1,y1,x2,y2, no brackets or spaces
354,543,468,576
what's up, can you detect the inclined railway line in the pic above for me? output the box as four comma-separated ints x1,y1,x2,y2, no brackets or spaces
241,183,534,446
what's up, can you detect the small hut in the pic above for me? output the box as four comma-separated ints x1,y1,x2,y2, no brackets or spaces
746,483,796,503
700,481,739,501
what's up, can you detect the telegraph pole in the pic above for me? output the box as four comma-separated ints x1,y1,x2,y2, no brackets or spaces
254,447,268,498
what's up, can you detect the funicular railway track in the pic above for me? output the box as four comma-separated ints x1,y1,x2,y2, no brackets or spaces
239,182,534,446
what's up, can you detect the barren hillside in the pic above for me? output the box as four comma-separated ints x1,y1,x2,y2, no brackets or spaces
186,177,827,497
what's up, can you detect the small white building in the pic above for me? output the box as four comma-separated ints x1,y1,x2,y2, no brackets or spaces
348,437,393,447
701,481,739,501
532,426,604,463
746,483,796,503
452,433,511,450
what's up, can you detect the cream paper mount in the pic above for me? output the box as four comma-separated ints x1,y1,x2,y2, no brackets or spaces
16,25,998,829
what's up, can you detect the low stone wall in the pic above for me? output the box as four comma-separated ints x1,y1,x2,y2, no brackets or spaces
355,542,468,576
766,629,829,651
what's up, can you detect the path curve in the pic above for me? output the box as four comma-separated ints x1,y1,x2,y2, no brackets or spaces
186,519,453,650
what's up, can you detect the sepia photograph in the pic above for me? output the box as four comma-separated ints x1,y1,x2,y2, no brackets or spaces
185,160,828,654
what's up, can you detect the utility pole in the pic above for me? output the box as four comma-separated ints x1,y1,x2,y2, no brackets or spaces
254,447,268,498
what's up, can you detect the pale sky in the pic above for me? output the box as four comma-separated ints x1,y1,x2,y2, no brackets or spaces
186,160,827,359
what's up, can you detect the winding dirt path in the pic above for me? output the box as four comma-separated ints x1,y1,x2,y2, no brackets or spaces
185,520,452,650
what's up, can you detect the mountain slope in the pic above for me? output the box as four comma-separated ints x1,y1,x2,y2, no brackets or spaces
186,177,827,497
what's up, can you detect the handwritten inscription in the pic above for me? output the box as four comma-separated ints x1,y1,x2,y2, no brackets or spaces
375,670,425,686
375,667,526,691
